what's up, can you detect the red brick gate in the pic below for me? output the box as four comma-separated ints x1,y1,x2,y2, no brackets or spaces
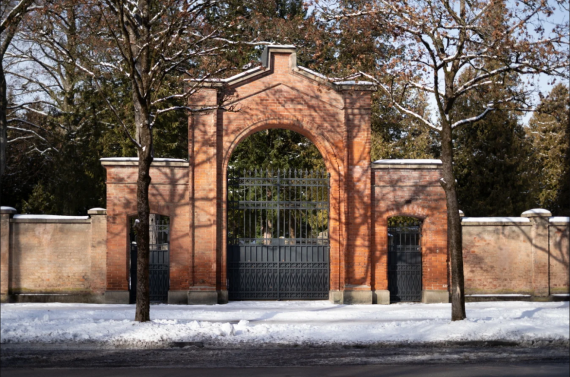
102,45,449,305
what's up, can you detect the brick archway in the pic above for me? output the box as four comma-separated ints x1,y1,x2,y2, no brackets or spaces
187,46,376,304
221,118,345,300
101,46,449,305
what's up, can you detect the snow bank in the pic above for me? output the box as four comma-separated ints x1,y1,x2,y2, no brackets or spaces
1,301,567,348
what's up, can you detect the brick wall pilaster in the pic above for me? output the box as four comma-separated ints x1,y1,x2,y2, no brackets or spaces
88,208,107,294
188,88,220,295
1,207,16,302
343,91,372,301
522,209,552,297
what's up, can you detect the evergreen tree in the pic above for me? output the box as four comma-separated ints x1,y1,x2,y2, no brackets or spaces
452,69,535,216
528,84,570,215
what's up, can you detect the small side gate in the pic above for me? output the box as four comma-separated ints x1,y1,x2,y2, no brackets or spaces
227,169,330,300
388,218,422,302
129,218,170,303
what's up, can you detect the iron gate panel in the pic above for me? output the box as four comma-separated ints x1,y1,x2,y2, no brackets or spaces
388,221,422,302
227,169,330,300
129,219,170,304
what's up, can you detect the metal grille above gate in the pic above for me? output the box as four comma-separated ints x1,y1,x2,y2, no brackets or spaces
129,218,170,304
388,218,422,302
227,169,330,300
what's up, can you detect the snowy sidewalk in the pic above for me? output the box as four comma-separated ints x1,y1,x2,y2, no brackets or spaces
1,301,568,348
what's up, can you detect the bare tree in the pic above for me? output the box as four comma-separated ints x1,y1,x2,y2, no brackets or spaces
5,1,92,158
1,0,37,179
324,0,569,320
63,0,238,322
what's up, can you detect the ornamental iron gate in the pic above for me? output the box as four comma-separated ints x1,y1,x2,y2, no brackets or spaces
129,217,170,304
388,218,422,302
227,169,330,300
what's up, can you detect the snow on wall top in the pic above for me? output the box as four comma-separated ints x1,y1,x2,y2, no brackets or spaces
373,159,442,164
333,80,375,86
1,206,17,211
13,215,89,220
462,217,530,223
297,66,328,80
100,157,187,162
550,217,570,223
521,208,552,216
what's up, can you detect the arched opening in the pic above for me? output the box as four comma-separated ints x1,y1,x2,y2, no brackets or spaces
226,129,329,300
387,216,423,303
128,214,170,304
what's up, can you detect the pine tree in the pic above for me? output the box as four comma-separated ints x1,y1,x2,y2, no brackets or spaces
528,84,570,215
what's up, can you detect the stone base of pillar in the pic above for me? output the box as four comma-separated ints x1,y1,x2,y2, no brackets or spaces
421,290,449,304
187,290,218,305
167,290,188,304
104,291,130,304
329,290,343,304
217,290,229,304
343,290,373,305
373,290,390,305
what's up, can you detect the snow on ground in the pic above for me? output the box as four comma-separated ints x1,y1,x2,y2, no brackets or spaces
1,301,568,347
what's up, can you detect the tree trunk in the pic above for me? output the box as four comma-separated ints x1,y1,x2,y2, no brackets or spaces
0,64,7,178
134,101,153,322
440,123,466,321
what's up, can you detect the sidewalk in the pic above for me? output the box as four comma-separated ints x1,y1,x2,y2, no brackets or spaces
1,301,568,348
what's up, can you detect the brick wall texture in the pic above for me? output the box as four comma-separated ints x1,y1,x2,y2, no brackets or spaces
463,218,569,295
372,167,448,292
1,215,107,301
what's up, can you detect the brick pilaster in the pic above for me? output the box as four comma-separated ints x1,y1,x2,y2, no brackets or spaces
522,209,552,297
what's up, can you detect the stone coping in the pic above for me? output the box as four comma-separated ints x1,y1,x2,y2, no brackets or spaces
1,206,17,214
371,159,442,169
11,218,91,224
521,208,552,217
101,157,189,167
461,217,532,226
550,217,570,226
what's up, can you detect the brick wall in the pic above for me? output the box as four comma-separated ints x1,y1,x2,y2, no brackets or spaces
549,219,570,294
102,159,190,303
188,46,376,303
371,161,449,303
462,212,569,296
0,208,107,303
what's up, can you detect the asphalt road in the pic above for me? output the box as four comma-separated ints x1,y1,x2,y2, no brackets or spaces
2,364,570,377
2,344,569,370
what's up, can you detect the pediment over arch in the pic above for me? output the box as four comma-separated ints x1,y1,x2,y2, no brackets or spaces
192,45,376,111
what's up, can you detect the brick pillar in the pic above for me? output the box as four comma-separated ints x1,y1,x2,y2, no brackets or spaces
522,209,552,298
188,88,221,305
342,90,373,304
88,208,107,301
1,206,16,302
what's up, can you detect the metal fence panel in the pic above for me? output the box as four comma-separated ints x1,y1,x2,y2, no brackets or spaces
227,169,329,300
388,220,422,302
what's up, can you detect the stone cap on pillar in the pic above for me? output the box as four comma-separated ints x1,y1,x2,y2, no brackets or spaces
88,208,107,215
521,208,552,218
459,210,465,217
0,206,17,215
